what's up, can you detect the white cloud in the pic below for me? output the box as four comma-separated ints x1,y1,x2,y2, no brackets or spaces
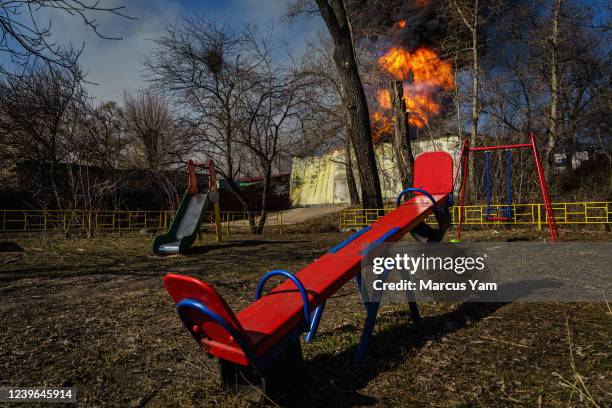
34,0,322,104
41,0,183,103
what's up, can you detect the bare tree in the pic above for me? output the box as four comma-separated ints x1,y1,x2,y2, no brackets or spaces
145,18,266,226
88,101,126,169
237,65,307,233
146,18,331,232
0,1,132,73
485,0,610,188
122,91,178,171
0,65,89,208
0,63,135,225
447,0,484,200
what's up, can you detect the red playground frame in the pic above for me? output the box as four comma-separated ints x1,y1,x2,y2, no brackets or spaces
454,132,559,242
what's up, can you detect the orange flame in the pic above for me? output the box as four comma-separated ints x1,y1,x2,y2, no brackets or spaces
378,47,453,89
375,46,454,128
397,20,407,29
376,89,392,110
370,110,393,142
405,91,441,127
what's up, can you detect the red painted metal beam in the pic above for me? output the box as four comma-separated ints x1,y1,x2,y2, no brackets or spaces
468,143,532,152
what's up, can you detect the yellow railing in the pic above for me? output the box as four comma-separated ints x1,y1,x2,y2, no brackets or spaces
0,209,285,234
339,202,612,229
0,210,173,233
1,202,609,234
199,210,285,235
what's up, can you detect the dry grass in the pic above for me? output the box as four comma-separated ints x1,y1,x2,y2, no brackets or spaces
0,230,610,407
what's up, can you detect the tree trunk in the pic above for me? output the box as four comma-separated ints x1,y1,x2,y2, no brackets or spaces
544,0,562,182
48,140,63,210
223,177,257,233
344,123,360,204
390,80,414,189
453,45,463,143
255,162,272,235
220,124,258,233
468,16,479,203
453,0,480,203
315,0,383,208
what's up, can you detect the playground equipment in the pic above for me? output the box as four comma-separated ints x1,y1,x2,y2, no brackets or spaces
454,132,559,242
484,148,513,221
163,151,453,398
153,160,222,255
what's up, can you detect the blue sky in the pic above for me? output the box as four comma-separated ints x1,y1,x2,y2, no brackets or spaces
23,0,323,103
2,0,607,104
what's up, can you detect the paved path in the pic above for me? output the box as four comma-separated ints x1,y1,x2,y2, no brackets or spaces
277,207,344,223
229,206,345,226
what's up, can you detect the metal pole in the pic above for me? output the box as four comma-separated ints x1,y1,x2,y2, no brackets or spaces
485,150,491,218
507,148,512,217
530,132,557,242
457,142,469,241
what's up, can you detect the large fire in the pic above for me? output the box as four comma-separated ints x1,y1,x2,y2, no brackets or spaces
372,46,454,132
378,47,453,89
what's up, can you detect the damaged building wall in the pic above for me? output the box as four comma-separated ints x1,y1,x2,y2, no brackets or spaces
290,135,461,206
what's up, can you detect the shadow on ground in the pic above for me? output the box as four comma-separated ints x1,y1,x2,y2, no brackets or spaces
0,241,24,252
183,239,308,255
282,279,562,407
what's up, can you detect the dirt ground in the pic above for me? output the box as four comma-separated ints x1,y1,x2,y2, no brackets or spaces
0,228,610,407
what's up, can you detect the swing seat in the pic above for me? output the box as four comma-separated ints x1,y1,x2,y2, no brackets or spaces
482,149,515,222
485,207,514,222
485,216,513,221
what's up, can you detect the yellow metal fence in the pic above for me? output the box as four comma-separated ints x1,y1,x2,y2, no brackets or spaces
0,201,609,234
0,209,285,234
339,202,612,229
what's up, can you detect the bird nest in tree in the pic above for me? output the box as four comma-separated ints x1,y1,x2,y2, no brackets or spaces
203,49,223,74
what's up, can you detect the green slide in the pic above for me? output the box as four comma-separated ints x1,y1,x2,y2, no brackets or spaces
153,193,210,255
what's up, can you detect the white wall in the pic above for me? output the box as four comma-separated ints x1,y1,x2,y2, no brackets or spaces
290,135,461,206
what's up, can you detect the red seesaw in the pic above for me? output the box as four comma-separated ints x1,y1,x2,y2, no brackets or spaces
164,151,454,398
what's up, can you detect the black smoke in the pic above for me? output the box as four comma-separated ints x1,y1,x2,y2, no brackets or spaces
347,0,446,51
390,1,445,51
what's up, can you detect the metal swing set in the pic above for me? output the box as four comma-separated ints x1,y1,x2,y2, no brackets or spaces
454,132,559,242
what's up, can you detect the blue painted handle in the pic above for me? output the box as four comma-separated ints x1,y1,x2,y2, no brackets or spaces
396,187,439,212
176,298,259,370
305,303,325,342
255,269,311,325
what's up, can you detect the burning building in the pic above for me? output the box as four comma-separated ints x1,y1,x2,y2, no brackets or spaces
367,0,454,140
